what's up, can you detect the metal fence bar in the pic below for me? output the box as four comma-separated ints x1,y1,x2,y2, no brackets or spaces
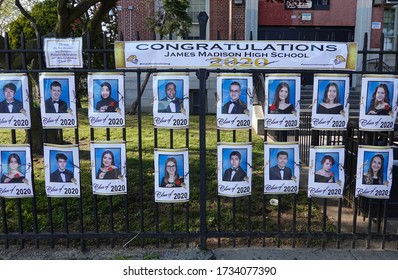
366,198,373,249
1,198,9,249
337,198,343,248
292,194,297,248
217,196,221,247
62,198,69,248
277,194,281,248
307,198,312,248
262,194,267,247
247,196,252,247
137,70,145,248
321,198,327,249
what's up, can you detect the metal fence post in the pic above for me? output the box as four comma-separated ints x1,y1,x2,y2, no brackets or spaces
197,11,209,250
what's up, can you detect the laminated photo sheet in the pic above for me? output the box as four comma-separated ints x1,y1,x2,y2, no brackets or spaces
264,74,300,130
90,141,127,195
311,74,350,130
264,142,300,195
358,75,398,131
88,72,125,127
39,73,77,128
0,145,33,198
308,146,345,198
44,144,80,197
355,145,393,199
154,148,189,203
217,143,252,197
152,73,189,128
0,74,31,128
216,74,253,129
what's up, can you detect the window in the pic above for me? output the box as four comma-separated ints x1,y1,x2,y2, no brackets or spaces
383,8,396,50
187,0,207,39
313,0,330,10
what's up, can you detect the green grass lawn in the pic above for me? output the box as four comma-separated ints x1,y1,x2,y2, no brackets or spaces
0,108,326,248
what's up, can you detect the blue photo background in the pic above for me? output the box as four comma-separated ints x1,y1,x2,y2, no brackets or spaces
268,79,296,106
363,151,389,181
222,79,248,105
44,79,70,104
1,150,26,176
157,79,184,100
0,80,23,103
93,79,119,109
222,148,248,174
366,81,394,112
316,80,346,107
95,148,121,171
49,150,74,174
269,148,295,176
158,154,184,185
315,152,339,181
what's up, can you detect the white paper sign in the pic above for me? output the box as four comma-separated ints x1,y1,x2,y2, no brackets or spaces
311,74,350,129
88,73,125,127
264,142,300,194
217,143,252,197
44,144,80,198
308,146,345,198
217,74,253,129
264,74,300,130
0,74,31,128
152,73,189,128
90,142,127,195
44,38,83,68
358,75,398,131
0,145,33,198
154,149,189,203
355,146,393,199
39,73,77,128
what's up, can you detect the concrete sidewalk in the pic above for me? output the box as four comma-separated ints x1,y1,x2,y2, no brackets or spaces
1,246,398,260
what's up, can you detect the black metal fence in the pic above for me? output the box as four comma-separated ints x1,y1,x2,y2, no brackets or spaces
0,26,398,252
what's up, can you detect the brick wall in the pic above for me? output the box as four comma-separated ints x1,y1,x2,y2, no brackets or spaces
370,6,383,49
117,0,154,41
117,0,247,41
210,0,246,40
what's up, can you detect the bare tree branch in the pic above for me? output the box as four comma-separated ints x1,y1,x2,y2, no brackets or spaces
15,0,41,36
85,0,117,37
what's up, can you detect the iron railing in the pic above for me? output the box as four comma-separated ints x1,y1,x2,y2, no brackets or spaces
0,26,398,251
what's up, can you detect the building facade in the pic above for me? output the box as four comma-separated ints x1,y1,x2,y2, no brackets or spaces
116,0,397,112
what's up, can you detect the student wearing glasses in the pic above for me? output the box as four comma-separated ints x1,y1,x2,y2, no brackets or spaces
160,157,184,188
222,81,247,114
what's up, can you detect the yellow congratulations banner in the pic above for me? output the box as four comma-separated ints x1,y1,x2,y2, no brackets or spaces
115,40,357,70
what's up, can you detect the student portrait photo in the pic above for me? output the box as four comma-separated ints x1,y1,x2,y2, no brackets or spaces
0,151,26,184
94,79,119,113
316,80,345,114
157,79,184,113
95,148,122,180
0,81,24,114
44,79,70,113
222,79,248,114
269,148,294,180
268,80,296,114
314,153,339,183
365,81,393,116
222,149,247,182
49,151,74,183
158,154,184,188
362,151,389,185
